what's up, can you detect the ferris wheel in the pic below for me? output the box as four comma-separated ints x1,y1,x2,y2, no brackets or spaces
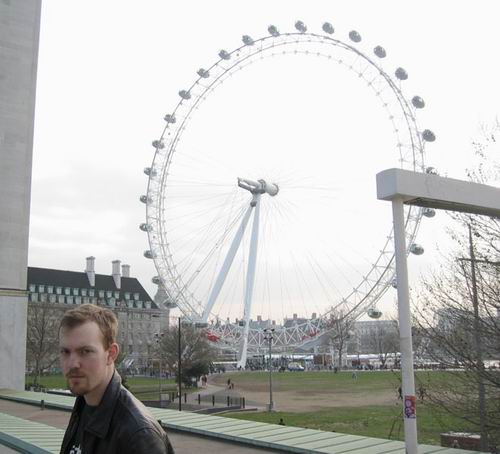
140,21,437,367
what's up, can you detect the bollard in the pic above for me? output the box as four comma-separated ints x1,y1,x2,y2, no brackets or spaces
198,394,201,405
212,395,215,406
184,393,187,403
243,397,245,409
227,395,230,407
41,399,45,410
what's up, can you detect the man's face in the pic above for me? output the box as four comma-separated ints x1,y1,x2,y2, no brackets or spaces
59,321,115,400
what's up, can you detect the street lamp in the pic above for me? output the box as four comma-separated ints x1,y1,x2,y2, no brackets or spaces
154,332,164,405
263,328,275,412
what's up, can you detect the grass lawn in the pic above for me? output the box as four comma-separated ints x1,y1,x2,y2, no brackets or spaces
226,403,472,445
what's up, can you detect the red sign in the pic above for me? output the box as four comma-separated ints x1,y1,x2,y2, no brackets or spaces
404,395,416,419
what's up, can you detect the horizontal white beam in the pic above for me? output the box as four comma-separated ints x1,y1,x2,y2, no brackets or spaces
376,168,500,218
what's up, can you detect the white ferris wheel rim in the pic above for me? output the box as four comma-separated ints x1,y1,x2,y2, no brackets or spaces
143,23,433,352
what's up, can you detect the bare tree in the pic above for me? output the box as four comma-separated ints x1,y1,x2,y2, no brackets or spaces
157,322,215,386
320,309,355,368
26,303,61,387
415,122,500,449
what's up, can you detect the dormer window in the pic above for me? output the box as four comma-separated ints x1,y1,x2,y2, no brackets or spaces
89,289,95,297
133,293,139,301
114,291,120,299
106,291,112,298
56,287,62,295
81,289,87,297
72,288,79,296
99,290,104,298
29,284,36,293
38,285,45,293
47,286,53,294
64,287,71,295
124,292,130,300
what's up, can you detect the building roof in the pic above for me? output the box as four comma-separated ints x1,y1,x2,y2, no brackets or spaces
27,266,156,308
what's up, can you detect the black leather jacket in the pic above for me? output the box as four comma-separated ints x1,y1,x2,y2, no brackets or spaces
60,372,174,454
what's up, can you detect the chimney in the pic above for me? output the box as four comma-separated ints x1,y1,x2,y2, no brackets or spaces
312,312,317,319
112,260,121,289
121,264,130,278
85,256,95,287
293,313,297,320
257,315,262,322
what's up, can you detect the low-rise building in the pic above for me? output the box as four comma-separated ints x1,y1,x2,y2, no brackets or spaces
27,257,169,374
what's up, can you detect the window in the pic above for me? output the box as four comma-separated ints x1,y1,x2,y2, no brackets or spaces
29,293,38,302
109,298,115,307
89,289,94,297
124,292,130,300
81,289,87,297
56,287,62,295
83,297,89,304
49,294,56,303
72,288,79,296
106,291,112,298
91,297,97,304
133,293,139,301
67,296,74,305
47,286,53,294
75,296,81,304
40,293,47,302
114,291,119,299
38,285,45,293
29,284,36,293
99,290,104,298
58,295,65,304
64,287,71,295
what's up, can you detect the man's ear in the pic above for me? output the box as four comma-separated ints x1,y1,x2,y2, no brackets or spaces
108,343,119,364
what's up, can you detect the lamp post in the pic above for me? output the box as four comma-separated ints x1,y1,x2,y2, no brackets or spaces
178,317,182,411
154,332,164,405
263,328,275,412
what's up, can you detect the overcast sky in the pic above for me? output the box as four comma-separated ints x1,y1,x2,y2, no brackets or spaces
30,0,500,322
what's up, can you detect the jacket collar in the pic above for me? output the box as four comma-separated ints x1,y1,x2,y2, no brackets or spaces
75,370,122,439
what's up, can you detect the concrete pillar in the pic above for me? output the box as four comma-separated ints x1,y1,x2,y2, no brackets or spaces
0,0,41,390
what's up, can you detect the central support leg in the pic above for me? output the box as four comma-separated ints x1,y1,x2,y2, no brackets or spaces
237,193,261,369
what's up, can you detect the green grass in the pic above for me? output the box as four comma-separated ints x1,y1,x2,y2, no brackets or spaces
226,403,472,445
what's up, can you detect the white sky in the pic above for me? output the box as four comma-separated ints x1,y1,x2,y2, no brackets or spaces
30,0,500,322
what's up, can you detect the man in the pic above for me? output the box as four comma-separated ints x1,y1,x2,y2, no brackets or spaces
59,304,174,454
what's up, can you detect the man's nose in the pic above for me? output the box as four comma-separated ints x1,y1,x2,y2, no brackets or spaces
67,353,81,369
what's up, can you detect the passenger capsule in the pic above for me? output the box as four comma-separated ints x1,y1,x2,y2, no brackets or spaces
218,49,231,60
242,35,254,46
164,114,176,124
267,25,280,37
349,30,361,43
144,250,157,259
295,20,307,33
422,129,436,142
139,223,153,232
410,243,424,255
374,46,386,58
178,90,191,100
152,139,164,149
412,96,425,109
322,22,334,34
139,195,152,204
367,308,382,319
395,67,408,80
197,68,210,78
423,208,436,218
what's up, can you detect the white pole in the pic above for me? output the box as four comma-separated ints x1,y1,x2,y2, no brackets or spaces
392,198,418,454
201,203,254,322
237,194,261,368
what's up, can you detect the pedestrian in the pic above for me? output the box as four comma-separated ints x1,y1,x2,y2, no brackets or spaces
351,370,358,379
58,304,174,454
418,385,425,401
397,386,403,399
227,378,231,389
